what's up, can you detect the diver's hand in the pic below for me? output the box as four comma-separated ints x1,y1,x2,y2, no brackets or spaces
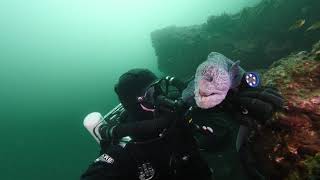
233,87,284,123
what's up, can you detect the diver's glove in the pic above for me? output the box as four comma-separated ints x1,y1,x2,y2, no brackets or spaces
232,87,284,123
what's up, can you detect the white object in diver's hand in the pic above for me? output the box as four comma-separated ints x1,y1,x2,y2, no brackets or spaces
83,112,106,143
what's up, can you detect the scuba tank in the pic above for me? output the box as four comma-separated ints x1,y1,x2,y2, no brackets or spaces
83,104,125,144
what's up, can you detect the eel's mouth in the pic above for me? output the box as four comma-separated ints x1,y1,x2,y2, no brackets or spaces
199,90,217,97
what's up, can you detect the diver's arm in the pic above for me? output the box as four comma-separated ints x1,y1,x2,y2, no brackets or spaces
98,114,175,149
231,87,284,123
111,116,172,139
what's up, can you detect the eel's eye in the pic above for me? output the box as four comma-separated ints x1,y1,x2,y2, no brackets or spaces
205,76,213,82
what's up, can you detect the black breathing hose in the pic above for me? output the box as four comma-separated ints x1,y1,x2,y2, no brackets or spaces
100,98,188,142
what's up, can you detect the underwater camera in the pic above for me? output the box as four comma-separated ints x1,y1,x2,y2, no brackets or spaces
137,76,188,113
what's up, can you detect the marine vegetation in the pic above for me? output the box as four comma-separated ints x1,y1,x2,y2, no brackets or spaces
251,40,320,180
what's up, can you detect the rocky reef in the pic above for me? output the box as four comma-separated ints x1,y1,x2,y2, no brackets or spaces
150,1,320,178
151,0,320,78
251,40,320,180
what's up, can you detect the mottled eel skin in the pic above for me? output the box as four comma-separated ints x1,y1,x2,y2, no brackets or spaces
183,52,244,109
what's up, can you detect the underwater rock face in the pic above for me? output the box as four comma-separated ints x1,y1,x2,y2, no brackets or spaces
254,40,320,179
151,0,320,78
151,25,209,78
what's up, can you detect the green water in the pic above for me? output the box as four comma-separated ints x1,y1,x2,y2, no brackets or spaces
0,0,260,179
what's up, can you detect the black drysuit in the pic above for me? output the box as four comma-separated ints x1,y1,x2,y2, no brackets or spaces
81,119,212,180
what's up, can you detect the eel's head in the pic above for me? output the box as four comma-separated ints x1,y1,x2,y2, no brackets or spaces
194,65,231,109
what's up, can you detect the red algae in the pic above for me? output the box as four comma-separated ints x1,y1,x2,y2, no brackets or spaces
253,40,320,179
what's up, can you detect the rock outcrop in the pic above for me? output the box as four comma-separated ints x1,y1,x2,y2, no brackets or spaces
151,0,320,78
252,40,320,179
150,1,320,178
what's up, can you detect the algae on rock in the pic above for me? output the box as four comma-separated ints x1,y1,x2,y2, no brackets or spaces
251,40,320,180
151,0,320,78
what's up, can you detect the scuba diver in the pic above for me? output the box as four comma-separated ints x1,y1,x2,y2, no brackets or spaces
81,68,213,180
81,52,283,180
